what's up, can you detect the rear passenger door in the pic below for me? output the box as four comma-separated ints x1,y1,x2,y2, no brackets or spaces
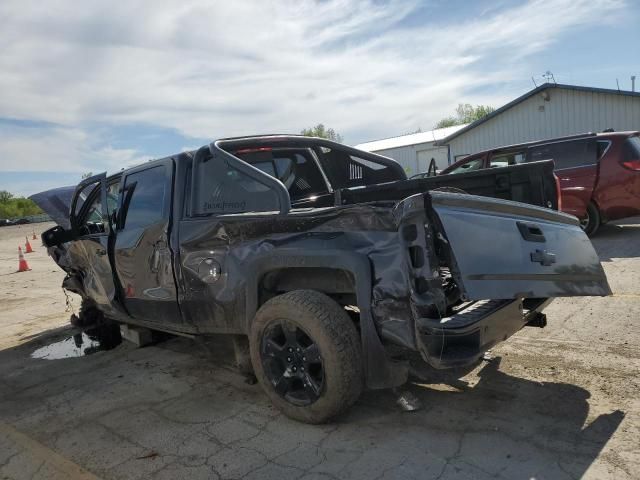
113,160,181,327
528,138,598,218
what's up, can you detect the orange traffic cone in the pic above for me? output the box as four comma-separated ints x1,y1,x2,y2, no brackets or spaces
25,236,34,253
32,231,37,240
17,246,31,272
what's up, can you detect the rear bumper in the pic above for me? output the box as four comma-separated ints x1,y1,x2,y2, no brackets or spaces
416,298,552,369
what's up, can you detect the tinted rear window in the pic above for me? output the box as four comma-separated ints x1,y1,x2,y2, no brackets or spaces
529,138,598,169
235,149,328,201
623,136,640,161
193,153,281,215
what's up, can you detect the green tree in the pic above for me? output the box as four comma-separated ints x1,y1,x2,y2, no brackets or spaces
435,103,495,129
0,190,14,203
0,194,43,219
300,124,343,143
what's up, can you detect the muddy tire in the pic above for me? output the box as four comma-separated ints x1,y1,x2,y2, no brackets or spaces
580,202,601,237
249,290,363,423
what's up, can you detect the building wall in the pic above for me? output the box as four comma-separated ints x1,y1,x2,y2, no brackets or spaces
447,88,640,160
370,142,450,175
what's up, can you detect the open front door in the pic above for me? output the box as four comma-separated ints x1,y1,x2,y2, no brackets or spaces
69,173,126,319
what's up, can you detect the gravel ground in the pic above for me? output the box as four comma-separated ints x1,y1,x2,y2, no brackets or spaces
0,220,638,480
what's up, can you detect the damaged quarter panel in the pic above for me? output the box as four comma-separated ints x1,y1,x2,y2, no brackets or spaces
178,205,416,335
178,203,424,388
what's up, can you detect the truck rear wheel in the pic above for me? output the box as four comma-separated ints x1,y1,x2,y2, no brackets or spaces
249,290,363,423
580,202,601,237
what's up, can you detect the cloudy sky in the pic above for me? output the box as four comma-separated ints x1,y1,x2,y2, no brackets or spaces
0,0,638,196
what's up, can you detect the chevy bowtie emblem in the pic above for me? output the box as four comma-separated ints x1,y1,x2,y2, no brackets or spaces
530,249,556,266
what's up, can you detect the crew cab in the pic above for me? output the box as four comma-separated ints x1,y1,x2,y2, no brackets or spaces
441,131,640,235
32,135,610,423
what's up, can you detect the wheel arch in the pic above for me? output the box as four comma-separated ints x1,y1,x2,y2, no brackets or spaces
258,267,357,308
244,250,408,389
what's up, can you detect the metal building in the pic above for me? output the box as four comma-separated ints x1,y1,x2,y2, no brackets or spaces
438,83,640,162
354,124,466,175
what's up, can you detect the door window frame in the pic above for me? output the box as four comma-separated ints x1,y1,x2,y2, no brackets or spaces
70,172,108,234
75,177,121,234
116,160,173,232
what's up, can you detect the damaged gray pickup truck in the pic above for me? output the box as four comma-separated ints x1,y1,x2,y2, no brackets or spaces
32,135,610,423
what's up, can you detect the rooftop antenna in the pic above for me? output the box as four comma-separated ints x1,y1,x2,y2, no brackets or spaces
632,76,636,93
616,78,620,91
531,76,538,88
542,71,556,84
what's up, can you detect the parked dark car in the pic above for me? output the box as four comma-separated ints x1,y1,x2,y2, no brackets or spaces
440,131,640,235
0,219,15,227
32,135,610,423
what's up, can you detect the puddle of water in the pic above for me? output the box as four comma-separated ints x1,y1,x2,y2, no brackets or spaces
31,323,122,360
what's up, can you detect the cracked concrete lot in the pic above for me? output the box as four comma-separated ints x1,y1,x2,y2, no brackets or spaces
0,220,638,479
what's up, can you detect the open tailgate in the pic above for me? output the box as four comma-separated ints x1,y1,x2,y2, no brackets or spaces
428,192,611,300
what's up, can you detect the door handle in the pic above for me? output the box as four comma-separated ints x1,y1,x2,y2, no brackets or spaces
517,221,546,242
150,249,160,273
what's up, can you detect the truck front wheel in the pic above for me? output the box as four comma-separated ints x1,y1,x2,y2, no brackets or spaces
249,290,363,423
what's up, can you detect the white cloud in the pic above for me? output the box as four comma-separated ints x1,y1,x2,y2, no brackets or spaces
0,0,626,173
0,124,144,173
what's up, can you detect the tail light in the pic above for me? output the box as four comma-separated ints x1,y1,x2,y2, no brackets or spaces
553,172,562,211
621,159,640,171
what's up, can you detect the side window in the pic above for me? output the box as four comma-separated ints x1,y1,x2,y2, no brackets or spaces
122,166,166,229
529,138,598,170
76,180,120,233
236,149,329,202
489,152,525,168
193,154,281,215
623,136,640,161
317,148,402,188
447,158,483,174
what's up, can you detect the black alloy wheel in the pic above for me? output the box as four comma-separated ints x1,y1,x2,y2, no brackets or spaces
249,290,363,423
260,321,324,406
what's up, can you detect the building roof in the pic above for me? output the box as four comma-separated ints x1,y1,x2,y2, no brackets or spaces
437,83,640,145
355,124,467,152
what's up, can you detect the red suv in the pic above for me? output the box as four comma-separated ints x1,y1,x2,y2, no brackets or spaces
440,131,640,235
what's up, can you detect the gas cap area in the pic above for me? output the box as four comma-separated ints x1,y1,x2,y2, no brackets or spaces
198,258,222,283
